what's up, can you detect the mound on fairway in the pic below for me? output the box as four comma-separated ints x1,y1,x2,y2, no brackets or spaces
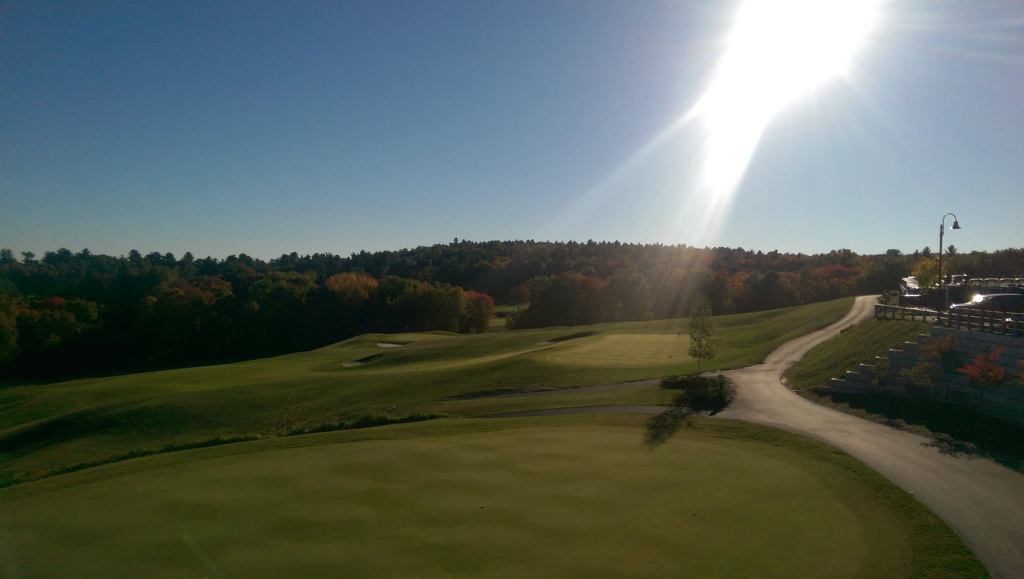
0,417,982,577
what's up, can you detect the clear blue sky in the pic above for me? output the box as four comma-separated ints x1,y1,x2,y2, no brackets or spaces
2,0,1022,259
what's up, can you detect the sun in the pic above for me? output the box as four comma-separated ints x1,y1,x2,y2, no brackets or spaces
689,0,882,195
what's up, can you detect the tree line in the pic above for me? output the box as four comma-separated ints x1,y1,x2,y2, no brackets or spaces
0,249,494,379
0,243,1019,379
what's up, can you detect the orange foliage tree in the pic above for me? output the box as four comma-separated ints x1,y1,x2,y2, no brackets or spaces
325,272,379,306
956,347,1006,402
460,291,495,333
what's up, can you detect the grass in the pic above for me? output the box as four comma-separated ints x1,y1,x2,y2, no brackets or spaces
423,381,676,417
494,304,521,316
784,317,928,390
0,415,983,578
0,298,853,483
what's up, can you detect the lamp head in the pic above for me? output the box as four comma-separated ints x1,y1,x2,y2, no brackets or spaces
952,220,961,230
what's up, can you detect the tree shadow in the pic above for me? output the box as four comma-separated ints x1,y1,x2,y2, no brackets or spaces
817,392,1024,472
644,396,694,449
645,374,734,449
923,433,980,458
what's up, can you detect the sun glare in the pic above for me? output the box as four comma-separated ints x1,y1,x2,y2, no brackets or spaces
690,0,881,195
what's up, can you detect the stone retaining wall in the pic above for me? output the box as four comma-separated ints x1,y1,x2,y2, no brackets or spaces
826,326,1024,427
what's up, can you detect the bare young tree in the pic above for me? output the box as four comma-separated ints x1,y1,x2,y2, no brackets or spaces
688,296,717,375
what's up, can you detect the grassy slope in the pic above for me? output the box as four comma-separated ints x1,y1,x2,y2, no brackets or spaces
784,318,928,390
0,415,983,578
785,317,1024,471
1,298,853,482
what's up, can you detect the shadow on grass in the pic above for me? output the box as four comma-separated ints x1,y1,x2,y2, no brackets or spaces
646,374,733,449
545,331,600,343
814,392,1024,472
0,413,443,489
644,401,694,448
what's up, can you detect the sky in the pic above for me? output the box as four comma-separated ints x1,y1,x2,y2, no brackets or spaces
2,0,1022,259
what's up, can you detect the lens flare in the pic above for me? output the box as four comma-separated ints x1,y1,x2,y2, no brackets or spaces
690,0,882,196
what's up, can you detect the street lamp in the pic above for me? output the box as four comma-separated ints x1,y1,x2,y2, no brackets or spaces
938,212,961,310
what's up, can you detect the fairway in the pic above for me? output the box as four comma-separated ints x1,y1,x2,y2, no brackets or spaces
1,299,854,485
537,333,690,367
0,417,982,577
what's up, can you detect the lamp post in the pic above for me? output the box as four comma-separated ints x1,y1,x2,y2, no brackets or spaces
938,212,961,310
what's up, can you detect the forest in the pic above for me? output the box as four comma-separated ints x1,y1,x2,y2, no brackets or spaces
1,242,1020,379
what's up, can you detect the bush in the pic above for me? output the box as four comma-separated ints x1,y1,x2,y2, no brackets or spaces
660,374,733,412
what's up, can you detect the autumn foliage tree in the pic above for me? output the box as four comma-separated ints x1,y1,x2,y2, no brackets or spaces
2,241,1021,379
911,258,940,288
325,272,378,305
957,347,1006,402
0,295,19,367
460,291,495,333
907,335,958,393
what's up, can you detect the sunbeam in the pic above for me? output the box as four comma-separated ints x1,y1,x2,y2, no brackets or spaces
689,0,881,199
539,0,884,252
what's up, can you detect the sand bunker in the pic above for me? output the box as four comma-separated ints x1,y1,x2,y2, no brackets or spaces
376,341,408,348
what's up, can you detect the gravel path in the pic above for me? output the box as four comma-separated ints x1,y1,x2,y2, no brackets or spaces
489,296,1024,578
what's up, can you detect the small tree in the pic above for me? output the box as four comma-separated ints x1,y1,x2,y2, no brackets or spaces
911,257,940,288
906,336,959,399
460,291,495,334
688,296,717,375
956,347,1006,403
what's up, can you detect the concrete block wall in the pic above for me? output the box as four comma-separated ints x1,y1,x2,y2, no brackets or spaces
825,326,1024,427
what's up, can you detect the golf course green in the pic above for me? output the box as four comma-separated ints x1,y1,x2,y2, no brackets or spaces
0,416,983,577
2,298,854,484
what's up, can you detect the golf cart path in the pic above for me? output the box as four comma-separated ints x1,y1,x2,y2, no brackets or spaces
723,295,1024,578
491,296,1024,578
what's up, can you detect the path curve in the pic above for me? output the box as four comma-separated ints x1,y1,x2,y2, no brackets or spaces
490,296,1024,577
719,295,1024,578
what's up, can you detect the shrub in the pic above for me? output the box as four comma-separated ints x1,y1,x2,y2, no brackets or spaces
660,374,732,412
957,347,1006,402
906,336,959,389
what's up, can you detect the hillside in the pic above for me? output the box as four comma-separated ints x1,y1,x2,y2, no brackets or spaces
1,298,852,486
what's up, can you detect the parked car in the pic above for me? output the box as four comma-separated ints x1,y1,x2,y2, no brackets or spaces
950,293,1024,313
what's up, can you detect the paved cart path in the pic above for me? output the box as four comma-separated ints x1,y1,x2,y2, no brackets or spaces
488,296,1024,578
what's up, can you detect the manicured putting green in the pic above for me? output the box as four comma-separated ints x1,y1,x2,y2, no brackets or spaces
0,418,981,577
537,333,690,367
